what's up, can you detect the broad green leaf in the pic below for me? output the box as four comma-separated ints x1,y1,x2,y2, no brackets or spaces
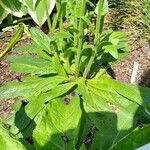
3,94,48,136
109,31,130,52
16,111,42,139
87,77,139,122
22,75,69,95
113,102,138,143
87,111,118,150
88,76,150,111
13,82,76,133
103,45,118,59
83,77,140,149
104,77,150,110
0,0,27,17
13,43,40,54
9,95,46,134
30,28,51,53
0,81,25,99
0,124,33,150
43,82,77,102
8,55,56,75
110,124,150,150
19,0,55,26
81,16,92,26
0,75,69,99
13,43,52,61
109,32,127,45
82,94,138,150
77,78,111,112
87,78,127,109
52,53,67,76
0,5,8,24
95,0,108,16
52,31,73,41
33,95,82,149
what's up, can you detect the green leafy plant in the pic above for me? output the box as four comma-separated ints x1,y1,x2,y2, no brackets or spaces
0,0,56,26
0,0,150,149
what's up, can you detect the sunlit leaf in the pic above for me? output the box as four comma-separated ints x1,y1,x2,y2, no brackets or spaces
30,28,52,53
110,124,150,150
19,0,56,26
0,124,33,150
0,75,69,99
8,55,56,75
0,5,8,24
0,0,27,17
33,96,82,149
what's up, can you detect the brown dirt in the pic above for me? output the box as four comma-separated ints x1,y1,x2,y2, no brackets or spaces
112,39,150,86
107,3,150,86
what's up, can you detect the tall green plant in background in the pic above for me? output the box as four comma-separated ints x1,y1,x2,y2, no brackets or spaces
0,0,56,27
0,0,150,149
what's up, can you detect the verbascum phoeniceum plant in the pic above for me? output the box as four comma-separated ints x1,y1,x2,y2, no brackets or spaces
0,0,150,150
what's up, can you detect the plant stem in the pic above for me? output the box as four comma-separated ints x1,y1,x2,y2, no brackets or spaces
13,16,32,24
51,2,60,32
0,17,31,29
73,4,78,46
43,0,52,33
59,2,64,31
0,25,24,59
83,0,105,78
51,1,64,32
75,0,86,77
95,0,105,43
83,51,96,78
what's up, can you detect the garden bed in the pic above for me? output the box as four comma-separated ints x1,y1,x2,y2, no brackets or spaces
0,27,150,119
0,4,150,120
